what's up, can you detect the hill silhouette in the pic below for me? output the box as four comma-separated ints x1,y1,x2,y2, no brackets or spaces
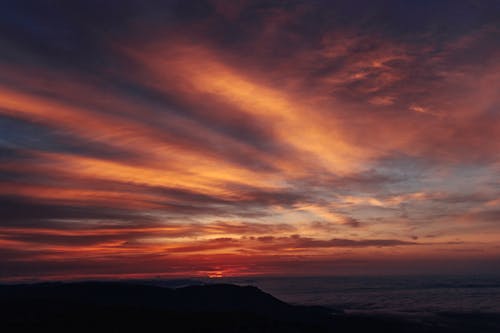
1,282,499,332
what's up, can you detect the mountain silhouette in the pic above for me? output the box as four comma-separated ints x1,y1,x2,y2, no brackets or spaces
1,282,499,332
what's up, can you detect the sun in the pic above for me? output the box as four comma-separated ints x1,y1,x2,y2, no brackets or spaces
207,271,224,279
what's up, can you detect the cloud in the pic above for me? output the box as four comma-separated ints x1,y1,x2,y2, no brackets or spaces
252,235,419,251
0,0,499,279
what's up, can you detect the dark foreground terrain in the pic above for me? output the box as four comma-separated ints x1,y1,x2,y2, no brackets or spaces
1,282,499,332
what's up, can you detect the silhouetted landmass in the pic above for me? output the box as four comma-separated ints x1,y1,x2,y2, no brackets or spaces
1,282,499,332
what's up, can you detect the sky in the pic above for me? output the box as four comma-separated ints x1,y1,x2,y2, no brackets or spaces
0,0,499,281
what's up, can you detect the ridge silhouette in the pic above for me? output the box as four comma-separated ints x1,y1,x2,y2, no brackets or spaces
1,282,499,332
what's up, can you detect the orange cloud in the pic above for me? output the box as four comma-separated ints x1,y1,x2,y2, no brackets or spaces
1,2,499,280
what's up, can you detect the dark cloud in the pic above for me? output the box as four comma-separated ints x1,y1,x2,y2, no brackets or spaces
309,221,338,233
0,195,146,226
467,209,500,224
342,217,362,228
284,235,419,249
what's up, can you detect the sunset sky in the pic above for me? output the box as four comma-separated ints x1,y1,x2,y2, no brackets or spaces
1,0,499,281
